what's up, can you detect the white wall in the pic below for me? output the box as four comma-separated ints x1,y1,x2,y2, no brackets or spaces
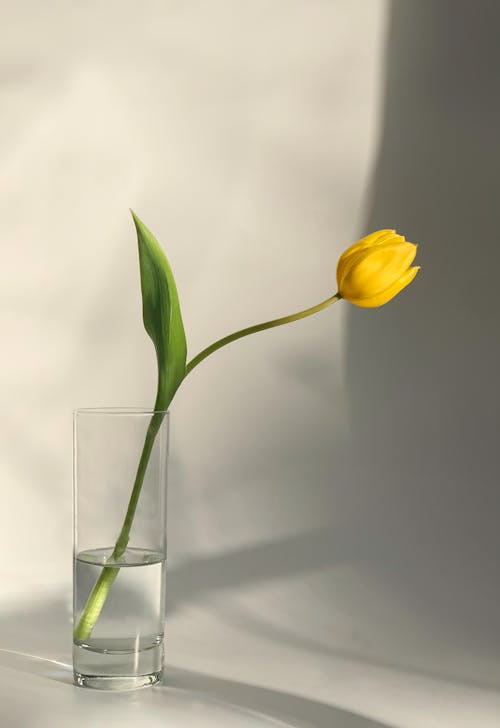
0,0,386,599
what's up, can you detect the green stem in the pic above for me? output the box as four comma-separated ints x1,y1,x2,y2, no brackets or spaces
185,291,342,376
111,412,165,560
73,412,165,643
74,291,342,643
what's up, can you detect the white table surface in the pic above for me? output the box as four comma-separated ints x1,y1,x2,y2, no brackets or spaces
1,591,499,728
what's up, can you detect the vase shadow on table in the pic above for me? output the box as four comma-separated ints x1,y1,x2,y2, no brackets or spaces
0,645,390,728
0,602,390,728
164,667,390,728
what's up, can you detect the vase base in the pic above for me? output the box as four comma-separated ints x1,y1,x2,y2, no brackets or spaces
73,634,164,690
74,669,162,691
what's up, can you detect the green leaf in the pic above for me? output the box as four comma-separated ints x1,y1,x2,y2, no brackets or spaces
131,211,187,410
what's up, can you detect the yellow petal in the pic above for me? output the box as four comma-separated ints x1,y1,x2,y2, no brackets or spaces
336,229,399,287
347,266,420,308
339,241,417,300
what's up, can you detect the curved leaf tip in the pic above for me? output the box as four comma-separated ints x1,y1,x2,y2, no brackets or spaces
131,210,187,410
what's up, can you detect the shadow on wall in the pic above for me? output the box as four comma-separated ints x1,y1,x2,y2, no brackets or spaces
160,0,500,690
344,0,500,685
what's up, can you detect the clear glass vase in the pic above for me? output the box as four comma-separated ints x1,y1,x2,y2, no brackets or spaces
73,408,169,690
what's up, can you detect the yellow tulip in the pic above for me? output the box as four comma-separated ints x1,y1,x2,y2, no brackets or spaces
337,229,420,307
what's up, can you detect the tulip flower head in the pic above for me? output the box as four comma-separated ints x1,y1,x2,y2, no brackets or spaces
337,229,419,307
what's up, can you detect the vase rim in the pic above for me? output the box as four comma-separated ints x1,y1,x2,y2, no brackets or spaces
74,407,170,416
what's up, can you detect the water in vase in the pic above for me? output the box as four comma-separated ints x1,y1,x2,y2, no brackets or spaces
73,547,165,689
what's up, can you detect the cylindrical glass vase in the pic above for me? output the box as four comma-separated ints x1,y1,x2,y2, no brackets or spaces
73,408,169,690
